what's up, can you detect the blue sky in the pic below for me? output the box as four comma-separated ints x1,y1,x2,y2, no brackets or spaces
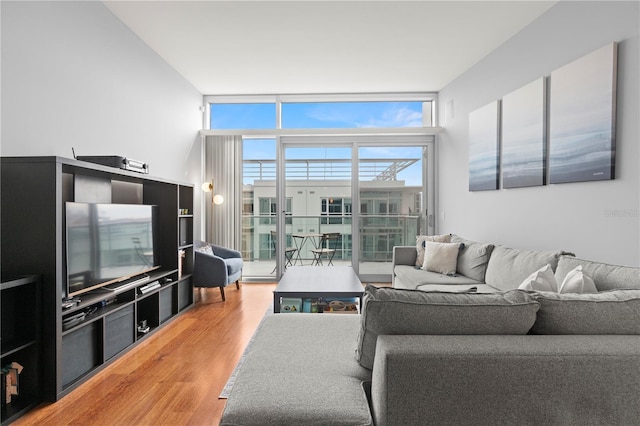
282,102,423,128
210,101,423,129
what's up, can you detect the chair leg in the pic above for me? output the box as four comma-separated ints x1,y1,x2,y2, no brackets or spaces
220,286,226,301
235,280,240,290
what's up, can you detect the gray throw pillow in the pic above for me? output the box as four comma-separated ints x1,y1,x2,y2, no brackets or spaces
450,235,494,281
355,285,540,369
530,290,640,335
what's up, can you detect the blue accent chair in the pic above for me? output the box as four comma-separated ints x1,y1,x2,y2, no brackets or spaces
194,242,243,301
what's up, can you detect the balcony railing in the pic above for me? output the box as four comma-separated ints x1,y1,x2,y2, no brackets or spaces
244,158,419,182
241,215,421,270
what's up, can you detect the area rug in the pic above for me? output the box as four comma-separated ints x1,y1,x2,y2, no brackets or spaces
219,305,273,399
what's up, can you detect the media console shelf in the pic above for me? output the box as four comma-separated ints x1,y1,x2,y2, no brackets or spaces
60,269,191,389
1,156,194,408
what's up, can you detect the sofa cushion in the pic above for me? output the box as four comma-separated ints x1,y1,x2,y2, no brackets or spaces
415,234,451,267
355,285,539,369
393,265,481,290
485,246,568,291
530,290,640,335
422,241,460,275
371,334,640,426
450,235,494,282
221,314,373,425
554,255,640,291
225,257,243,275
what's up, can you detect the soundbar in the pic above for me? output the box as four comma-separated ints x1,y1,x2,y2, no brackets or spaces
77,155,149,174
103,275,151,292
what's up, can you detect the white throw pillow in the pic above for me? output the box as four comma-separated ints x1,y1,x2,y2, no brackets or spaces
415,234,451,267
422,241,460,275
559,265,598,294
518,264,558,292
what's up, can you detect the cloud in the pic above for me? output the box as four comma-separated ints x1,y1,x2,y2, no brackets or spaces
356,107,423,128
304,103,423,128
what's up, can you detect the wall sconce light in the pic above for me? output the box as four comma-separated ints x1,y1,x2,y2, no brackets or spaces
202,181,224,205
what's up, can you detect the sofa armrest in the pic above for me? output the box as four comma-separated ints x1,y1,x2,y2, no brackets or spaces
392,246,416,268
194,250,228,287
371,335,640,426
211,244,242,259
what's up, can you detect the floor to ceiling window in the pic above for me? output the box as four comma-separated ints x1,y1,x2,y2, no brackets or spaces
205,94,438,281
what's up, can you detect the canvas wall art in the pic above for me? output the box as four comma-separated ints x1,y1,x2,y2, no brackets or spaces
549,43,617,183
468,100,500,191
501,78,546,188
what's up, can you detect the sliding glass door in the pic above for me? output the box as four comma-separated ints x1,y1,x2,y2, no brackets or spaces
283,143,353,270
240,135,433,281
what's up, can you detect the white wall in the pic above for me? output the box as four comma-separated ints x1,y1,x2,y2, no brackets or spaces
1,1,203,186
437,1,639,266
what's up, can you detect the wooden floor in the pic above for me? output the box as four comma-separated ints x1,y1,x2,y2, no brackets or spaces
14,283,276,426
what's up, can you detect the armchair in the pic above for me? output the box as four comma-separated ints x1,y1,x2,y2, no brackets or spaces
194,242,243,301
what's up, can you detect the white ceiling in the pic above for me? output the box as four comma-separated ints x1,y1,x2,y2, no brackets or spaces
103,1,556,95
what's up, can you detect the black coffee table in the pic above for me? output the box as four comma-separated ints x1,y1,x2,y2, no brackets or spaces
273,266,364,313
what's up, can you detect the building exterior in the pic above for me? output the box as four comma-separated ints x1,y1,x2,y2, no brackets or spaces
241,159,424,270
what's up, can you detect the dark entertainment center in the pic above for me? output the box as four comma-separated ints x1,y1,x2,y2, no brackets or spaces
1,156,194,422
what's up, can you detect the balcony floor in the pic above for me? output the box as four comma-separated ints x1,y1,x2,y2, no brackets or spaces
242,259,392,282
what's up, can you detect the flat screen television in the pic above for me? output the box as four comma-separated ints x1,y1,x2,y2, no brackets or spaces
65,202,160,297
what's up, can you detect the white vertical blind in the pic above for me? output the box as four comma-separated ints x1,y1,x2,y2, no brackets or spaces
205,135,243,249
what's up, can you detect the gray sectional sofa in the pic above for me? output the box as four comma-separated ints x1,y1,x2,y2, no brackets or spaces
392,234,575,293
221,237,640,426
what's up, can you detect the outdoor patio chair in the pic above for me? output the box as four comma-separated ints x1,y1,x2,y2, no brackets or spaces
311,232,340,266
271,231,297,273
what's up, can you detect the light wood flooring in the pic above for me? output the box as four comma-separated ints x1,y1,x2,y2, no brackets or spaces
14,283,276,426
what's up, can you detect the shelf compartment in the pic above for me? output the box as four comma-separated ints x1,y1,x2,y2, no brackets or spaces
1,343,39,424
104,305,135,360
178,278,193,311
61,322,100,388
136,293,160,339
1,282,38,352
1,391,39,425
159,287,173,323
179,216,193,246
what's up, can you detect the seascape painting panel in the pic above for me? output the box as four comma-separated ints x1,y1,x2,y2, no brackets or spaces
549,43,617,184
468,101,500,191
502,78,546,188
